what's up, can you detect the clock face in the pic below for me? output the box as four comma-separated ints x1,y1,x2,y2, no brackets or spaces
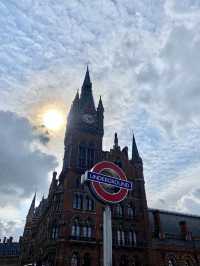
82,114,95,124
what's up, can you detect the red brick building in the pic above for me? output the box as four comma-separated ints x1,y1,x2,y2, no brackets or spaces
20,68,200,266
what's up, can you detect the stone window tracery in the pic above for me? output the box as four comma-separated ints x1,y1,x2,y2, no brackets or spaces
117,229,125,246
73,193,83,209
127,204,135,218
71,218,80,238
85,196,94,211
115,204,123,217
127,230,136,246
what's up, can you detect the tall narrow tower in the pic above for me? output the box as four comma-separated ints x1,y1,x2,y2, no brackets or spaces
62,67,104,173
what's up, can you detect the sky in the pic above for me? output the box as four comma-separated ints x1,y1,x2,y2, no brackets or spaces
0,0,200,239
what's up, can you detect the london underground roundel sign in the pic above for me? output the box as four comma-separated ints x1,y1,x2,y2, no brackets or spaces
82,161,133,204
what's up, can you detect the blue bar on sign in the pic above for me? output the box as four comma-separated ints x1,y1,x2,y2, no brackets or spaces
87,171,133,190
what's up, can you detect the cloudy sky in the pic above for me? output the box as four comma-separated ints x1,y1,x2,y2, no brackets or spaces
0,0,200,239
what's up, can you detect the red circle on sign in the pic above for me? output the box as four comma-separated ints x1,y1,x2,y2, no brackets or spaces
90,161,128,204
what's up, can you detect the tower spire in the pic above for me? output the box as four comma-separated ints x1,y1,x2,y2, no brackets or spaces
113,132,120,150
132,133,141,162
27,193,36,219
97,96,104,111
80,66,95,112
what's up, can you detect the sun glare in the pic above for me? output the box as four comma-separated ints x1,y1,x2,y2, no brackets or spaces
43,109,64,131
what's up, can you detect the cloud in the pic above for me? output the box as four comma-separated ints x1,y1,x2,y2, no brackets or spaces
0,220,23,240
0,111,57,206
148,164,200,213
0,0,200,237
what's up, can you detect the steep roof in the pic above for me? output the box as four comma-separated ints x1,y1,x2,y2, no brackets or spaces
149,208,200,237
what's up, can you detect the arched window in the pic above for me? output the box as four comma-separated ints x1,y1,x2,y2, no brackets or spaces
71,252,79,266
51,224,59,240
87,148,95,168
127,205,135,218
127,231,136,246
117,229,125,246
85,196,94,211
83,253,91,266
71,218,80,239
78,143,96,169
115,205,123,217
73,193,83,209
83,220,92,239
79,145,86,168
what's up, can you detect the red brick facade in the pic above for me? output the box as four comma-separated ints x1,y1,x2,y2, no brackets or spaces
20,68,200,266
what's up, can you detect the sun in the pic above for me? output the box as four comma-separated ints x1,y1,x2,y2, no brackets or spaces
43,109,64,131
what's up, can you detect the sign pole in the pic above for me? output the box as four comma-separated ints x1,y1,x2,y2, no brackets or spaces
82,161,133,266
103,206,112,266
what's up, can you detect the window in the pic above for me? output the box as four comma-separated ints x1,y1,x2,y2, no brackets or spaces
71,219,80,238
83,220,92,238
85,196,94,211
87,148,95,168
127,205,135,218
127,231,136,246
83,225,92,238
71,252,79,266
79,146,86,168
73,194,83,209
115,205,123,216
51,225,59,240
78,143,96,169
117,230,125,246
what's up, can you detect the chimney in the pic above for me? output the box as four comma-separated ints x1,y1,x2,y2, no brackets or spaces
3,237,6,243
153,210,164,239
179,221,191,240
9,237,13,243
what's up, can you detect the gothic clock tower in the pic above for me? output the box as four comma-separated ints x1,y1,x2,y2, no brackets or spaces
62,66,104,174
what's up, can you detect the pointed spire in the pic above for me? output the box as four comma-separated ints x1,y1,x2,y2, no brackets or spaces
49,171,57,196
132,133,141,162
82,65,91,87
113,132,120,150
80,66,95,112
97,96,104,112
74,89,79,102
27,193,36,218
68,91,80,121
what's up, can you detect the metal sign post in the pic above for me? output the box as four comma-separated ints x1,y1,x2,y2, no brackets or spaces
81,161,133,266
103,206,112,266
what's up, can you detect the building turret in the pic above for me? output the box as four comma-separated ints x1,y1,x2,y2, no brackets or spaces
79,66,96,113
132,133,141,162
27,193,36,220
113,132,120,151
49,171,57,197
97,96,104,136
131,133,143,178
